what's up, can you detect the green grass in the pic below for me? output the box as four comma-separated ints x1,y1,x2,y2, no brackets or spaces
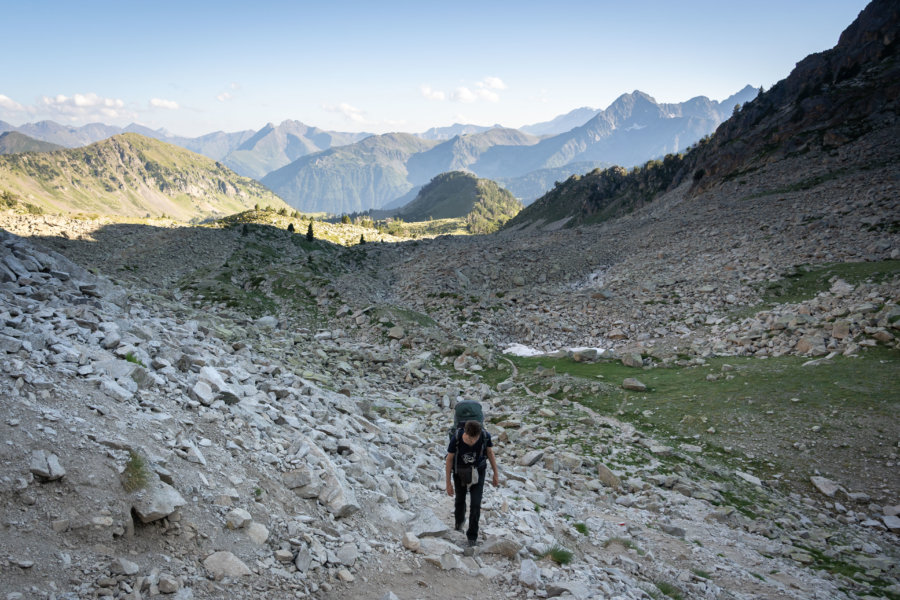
654,581,684,600
691,568,711,579
124,352,146,368
574,522,589,535
538,544,573,565
122,450,150,492
756,260,900,306
477,346,899,495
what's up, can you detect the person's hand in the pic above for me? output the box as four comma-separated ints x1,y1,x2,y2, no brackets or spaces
446,481,454,497
492,472,500,487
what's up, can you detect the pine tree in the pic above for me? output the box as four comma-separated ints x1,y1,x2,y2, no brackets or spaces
306,222,314,242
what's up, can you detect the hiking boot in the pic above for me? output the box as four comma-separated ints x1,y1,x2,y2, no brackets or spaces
454,521,464,532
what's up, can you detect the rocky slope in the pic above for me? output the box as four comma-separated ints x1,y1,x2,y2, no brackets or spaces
0,108,896,598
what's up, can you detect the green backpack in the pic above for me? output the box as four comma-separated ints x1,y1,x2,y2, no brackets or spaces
453,399,484,431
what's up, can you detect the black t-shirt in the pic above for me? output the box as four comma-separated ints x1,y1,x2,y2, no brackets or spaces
447,429,492,470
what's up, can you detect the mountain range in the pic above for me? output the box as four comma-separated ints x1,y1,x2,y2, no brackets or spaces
2,85,756,215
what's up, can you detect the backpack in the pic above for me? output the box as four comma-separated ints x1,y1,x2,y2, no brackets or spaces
453,427,487,487
453,399,484,430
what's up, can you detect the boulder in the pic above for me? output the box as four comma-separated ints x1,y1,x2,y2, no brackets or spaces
622,378,647,391
519,558,542,588
810,476,840,498
29,450,65,481
596,463,621,489
203,551,251,579
132,481,186,523
518,450,544,467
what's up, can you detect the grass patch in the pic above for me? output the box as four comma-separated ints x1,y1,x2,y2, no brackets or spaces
691,568,711,579
122,450,150,492
754,260,900,308
574,522,589,535
654,581,684,599
124,352,146,367
538,544,573,565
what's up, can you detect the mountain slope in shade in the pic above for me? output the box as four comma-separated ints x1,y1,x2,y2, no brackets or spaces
417,123,500,140
0,133,290,221
220,120,370,179
520,107,599,137
0,132,65,155
261,133,438,214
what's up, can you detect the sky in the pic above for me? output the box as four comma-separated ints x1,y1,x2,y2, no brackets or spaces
0,0,871,138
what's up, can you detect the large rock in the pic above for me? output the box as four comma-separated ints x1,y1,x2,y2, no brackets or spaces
132,481,186,523
29,450,66,481
810,476,840,497
518,450,544,467
519,558,542,588
408,508,448,538
203,551,252,579
596,462,621,489
622,378,647,391
621,352,643,368
479,537,522,558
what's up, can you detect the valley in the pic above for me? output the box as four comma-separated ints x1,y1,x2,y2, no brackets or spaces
0,1,897,599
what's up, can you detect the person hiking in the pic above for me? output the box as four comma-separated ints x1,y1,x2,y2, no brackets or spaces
445,420,499,547
449,397,483,440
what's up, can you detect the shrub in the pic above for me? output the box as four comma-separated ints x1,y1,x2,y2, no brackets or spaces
574,522,589,535
122,450,150,492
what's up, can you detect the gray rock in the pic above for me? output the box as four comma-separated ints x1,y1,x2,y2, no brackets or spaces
596,463,621,489
336,543,358,566
479,537,521,558
225,508,252,529
132,481,186,523
246,522,269,545
622,378,647,391
203,551,251,579
111,557,140,575
408,508,448,538
518,450,545,467
29,450,65,481
294,546,312,572
810,476,840,497
158,574,181,594
621,352,643,368
189,380,216,406
883,515,900,533
519,558,542,588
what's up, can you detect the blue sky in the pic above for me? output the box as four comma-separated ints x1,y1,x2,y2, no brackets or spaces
0,0,870,137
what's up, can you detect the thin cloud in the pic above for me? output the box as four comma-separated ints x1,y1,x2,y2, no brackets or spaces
479,76,507,91
150,98,179,110
217,92,233,102
420,85,446,101
452,87,478,103
323,102,366,123
39,93,134,121
0,94,27,112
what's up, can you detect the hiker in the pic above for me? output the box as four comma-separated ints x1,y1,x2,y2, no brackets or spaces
445,420,499,547
449,397,483,440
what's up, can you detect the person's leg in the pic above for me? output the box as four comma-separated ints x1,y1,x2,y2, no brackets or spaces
453,472,466,530
465,467,487,542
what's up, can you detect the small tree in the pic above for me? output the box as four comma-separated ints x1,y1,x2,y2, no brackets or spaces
287,223,295,233
341,214,351,224
359,234,366,244
306,221,314,242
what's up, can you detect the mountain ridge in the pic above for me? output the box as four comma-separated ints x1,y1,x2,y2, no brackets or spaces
0,133,290,221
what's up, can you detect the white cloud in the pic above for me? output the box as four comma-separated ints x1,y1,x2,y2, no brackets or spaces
323,102,366,123
479,76,507,91
451,87,478,103
217,92,233,102
0,94,27,112
39,93,133,121
150,98,179,110
477,89,500,103
229,82,241,90
420,85,446,101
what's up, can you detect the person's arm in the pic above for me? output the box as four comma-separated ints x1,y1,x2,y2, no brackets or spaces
486,447,499,487
445,453,455,496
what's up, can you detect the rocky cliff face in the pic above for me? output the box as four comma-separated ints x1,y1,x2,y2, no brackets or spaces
690,0,899,189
